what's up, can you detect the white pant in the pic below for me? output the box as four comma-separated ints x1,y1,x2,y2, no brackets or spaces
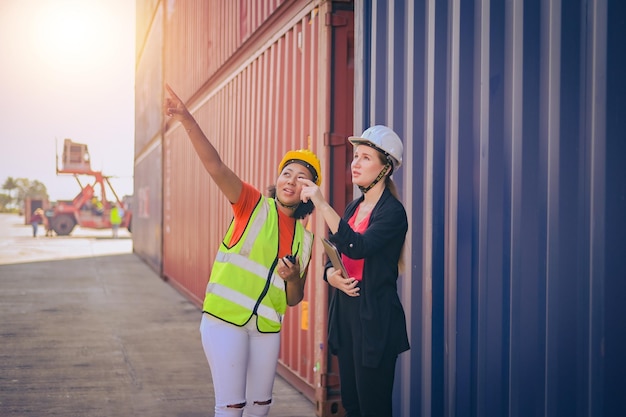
200,313,281,417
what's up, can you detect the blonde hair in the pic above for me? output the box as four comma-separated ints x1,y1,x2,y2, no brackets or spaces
374,150,400,198
376,149,406,274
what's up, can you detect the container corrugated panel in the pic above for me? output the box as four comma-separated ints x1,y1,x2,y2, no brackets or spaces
162,121,215,304
135,0,159,62
134,1,164,274
240,0,288,42
355,1,626,416
135,3,163,154
163,1,218,101
161,1,335,404
132,146,163,274
163,0,288,100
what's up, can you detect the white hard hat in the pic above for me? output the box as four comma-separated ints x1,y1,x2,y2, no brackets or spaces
348,125,403,171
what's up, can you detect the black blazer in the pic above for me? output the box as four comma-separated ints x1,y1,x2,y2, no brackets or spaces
325,187,410,367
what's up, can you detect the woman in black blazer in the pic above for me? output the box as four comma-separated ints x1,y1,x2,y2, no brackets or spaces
300,125,410,417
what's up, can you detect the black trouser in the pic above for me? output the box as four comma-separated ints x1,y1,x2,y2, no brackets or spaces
336,289,398,417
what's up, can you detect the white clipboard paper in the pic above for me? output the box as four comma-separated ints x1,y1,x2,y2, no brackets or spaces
321,237,349,278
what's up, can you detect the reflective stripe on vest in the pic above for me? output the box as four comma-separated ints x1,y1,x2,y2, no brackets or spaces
202,197,313,332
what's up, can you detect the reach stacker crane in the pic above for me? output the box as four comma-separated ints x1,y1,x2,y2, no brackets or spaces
50,139,132,236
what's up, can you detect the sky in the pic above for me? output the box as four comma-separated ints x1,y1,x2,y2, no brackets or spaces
0,0,135,201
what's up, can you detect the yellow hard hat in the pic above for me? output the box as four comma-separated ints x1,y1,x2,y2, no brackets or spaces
278,149,322,186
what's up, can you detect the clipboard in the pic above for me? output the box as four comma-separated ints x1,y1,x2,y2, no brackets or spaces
321,237,349,277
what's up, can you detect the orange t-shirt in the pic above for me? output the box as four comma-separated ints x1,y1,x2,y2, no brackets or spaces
341,204,372,281
229,182,297,258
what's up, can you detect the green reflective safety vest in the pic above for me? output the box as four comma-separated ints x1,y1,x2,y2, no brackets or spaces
110,207,122,224
202,196,313,333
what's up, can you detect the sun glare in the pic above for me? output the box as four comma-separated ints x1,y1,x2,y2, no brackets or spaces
31,1,112,73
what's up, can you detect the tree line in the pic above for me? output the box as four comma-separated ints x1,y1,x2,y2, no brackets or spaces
1,177,49,213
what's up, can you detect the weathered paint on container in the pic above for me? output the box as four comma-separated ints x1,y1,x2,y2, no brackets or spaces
162,0,293,99
134,2,164,274
240,0,289,42
354,1,626,416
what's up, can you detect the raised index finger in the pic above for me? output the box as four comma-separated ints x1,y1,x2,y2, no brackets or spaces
165,83,182,101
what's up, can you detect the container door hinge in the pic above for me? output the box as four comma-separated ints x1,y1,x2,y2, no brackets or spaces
320,372,341,388
324,132,347,147
325,12,348,27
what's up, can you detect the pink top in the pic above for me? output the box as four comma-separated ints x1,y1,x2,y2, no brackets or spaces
341,204,372,281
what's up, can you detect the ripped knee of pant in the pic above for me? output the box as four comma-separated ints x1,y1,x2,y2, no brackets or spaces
226,401,246,409
253,398,272,406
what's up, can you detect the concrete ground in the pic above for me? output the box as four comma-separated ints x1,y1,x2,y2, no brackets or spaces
0,213,317,417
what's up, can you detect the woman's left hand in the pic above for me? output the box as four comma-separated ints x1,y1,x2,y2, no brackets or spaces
277,255,300,283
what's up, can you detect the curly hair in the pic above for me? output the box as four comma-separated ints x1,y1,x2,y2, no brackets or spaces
266,185,315,220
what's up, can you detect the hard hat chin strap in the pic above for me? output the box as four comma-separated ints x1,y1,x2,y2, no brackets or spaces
276,197,300,210
358,164,391,194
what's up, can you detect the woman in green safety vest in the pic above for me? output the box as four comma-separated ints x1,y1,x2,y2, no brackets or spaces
165,84,321,417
